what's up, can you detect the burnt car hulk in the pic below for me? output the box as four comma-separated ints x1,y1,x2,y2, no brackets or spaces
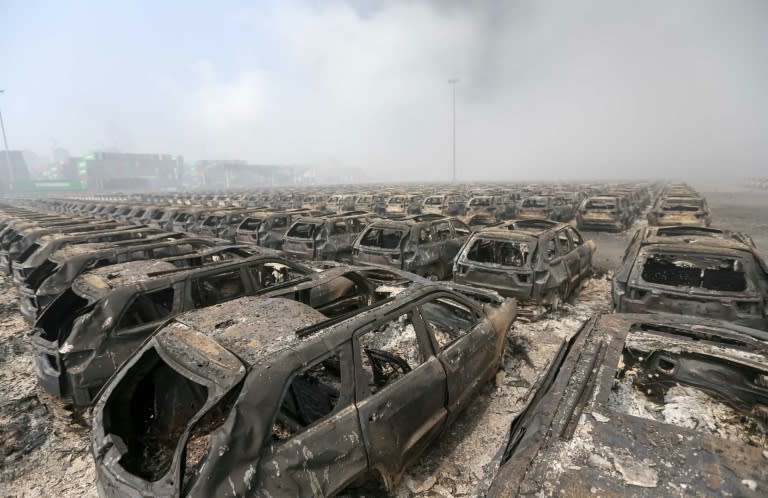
488,313,768,497
17,234,216,323
613,225,768,329
92,279,516,497
32,253,315,406
454,219,595,310
351,214,471,280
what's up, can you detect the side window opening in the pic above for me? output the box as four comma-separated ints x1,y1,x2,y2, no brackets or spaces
419,227,433,244
451,220,471,237
557,231,572,254
435,222,451,241
152,246,175,259
272,351,345,441
272,217,287,229
544,238,557,261
421,298,477,349
117,288,174,331
332,221,348,235
191,270,246,308
116,250,147,263
358,312,423,394
567,227,583,246
252,262,304,289
348,218,364,234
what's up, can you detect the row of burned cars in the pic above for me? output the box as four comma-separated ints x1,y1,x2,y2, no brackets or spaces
47,181,656,232
1,180,767,497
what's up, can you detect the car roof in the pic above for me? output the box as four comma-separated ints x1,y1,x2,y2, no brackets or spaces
640,226,757,252
480,218,566,237
167,296,327,367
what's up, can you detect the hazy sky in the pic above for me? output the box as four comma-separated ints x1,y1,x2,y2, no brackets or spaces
2,0,767,181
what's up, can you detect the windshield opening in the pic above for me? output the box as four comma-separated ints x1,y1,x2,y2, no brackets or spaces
522,199,548,208
104,348,208,482
466,238,532,267
641,254,748,291
585,200,616,210
239,218,263,231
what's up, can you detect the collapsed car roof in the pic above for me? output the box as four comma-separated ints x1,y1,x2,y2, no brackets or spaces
488,313,768,497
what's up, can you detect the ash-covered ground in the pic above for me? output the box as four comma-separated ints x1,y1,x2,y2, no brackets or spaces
1,190,766,497
0,272,96,498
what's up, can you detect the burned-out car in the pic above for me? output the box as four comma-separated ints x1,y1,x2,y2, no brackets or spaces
32,253,314,405
421,194,466,217
647,195,712,227
454,219,595,308
576,195,634,231
385,194,423,216
422,194,449,215
326,194,357,213
235,210,318,250
1,219,120,272
17,235,217,323
465,195,504,219
488,313,768,497
354,194,387,215
516,196,570,221
351,214,471,279
91,276,516,497
171,209,207,233
613,225,768,329
282,211,376,262
11,225,166,286
198,209,254,241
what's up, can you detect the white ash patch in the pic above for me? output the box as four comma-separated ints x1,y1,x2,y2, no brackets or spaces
608,379,768,450
395,274,612,497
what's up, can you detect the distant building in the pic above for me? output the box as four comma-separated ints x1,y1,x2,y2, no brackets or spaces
77,152,183,191
52,147,70,163
189,161,300,189
0,151,31,191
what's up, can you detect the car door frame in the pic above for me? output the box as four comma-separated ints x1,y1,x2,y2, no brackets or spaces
417,292,494,422
352,303,448,488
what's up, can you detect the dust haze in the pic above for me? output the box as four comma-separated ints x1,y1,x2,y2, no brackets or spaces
2,0,767,181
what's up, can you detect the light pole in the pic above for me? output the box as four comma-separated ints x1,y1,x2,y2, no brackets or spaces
448,78,459,183
0,90,13,191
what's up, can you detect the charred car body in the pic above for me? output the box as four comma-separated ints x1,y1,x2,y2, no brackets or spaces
351,214,471,280
465,195,504,220
91,274,516,497
576,195,634,231
11,225,168,286
235,209,321,250
613,225,768,329
489,313,768,497
647,194,711,227
198,209,255,242
282,211,376,262
516,195,570,222
32,252,314,405
17,235,218,323
385,194,423,216
454,219,595,308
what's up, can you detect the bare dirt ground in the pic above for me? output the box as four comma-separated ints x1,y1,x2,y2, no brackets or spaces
1,190,767,497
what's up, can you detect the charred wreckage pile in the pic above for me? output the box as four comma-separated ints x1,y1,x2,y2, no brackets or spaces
0,181,766,497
